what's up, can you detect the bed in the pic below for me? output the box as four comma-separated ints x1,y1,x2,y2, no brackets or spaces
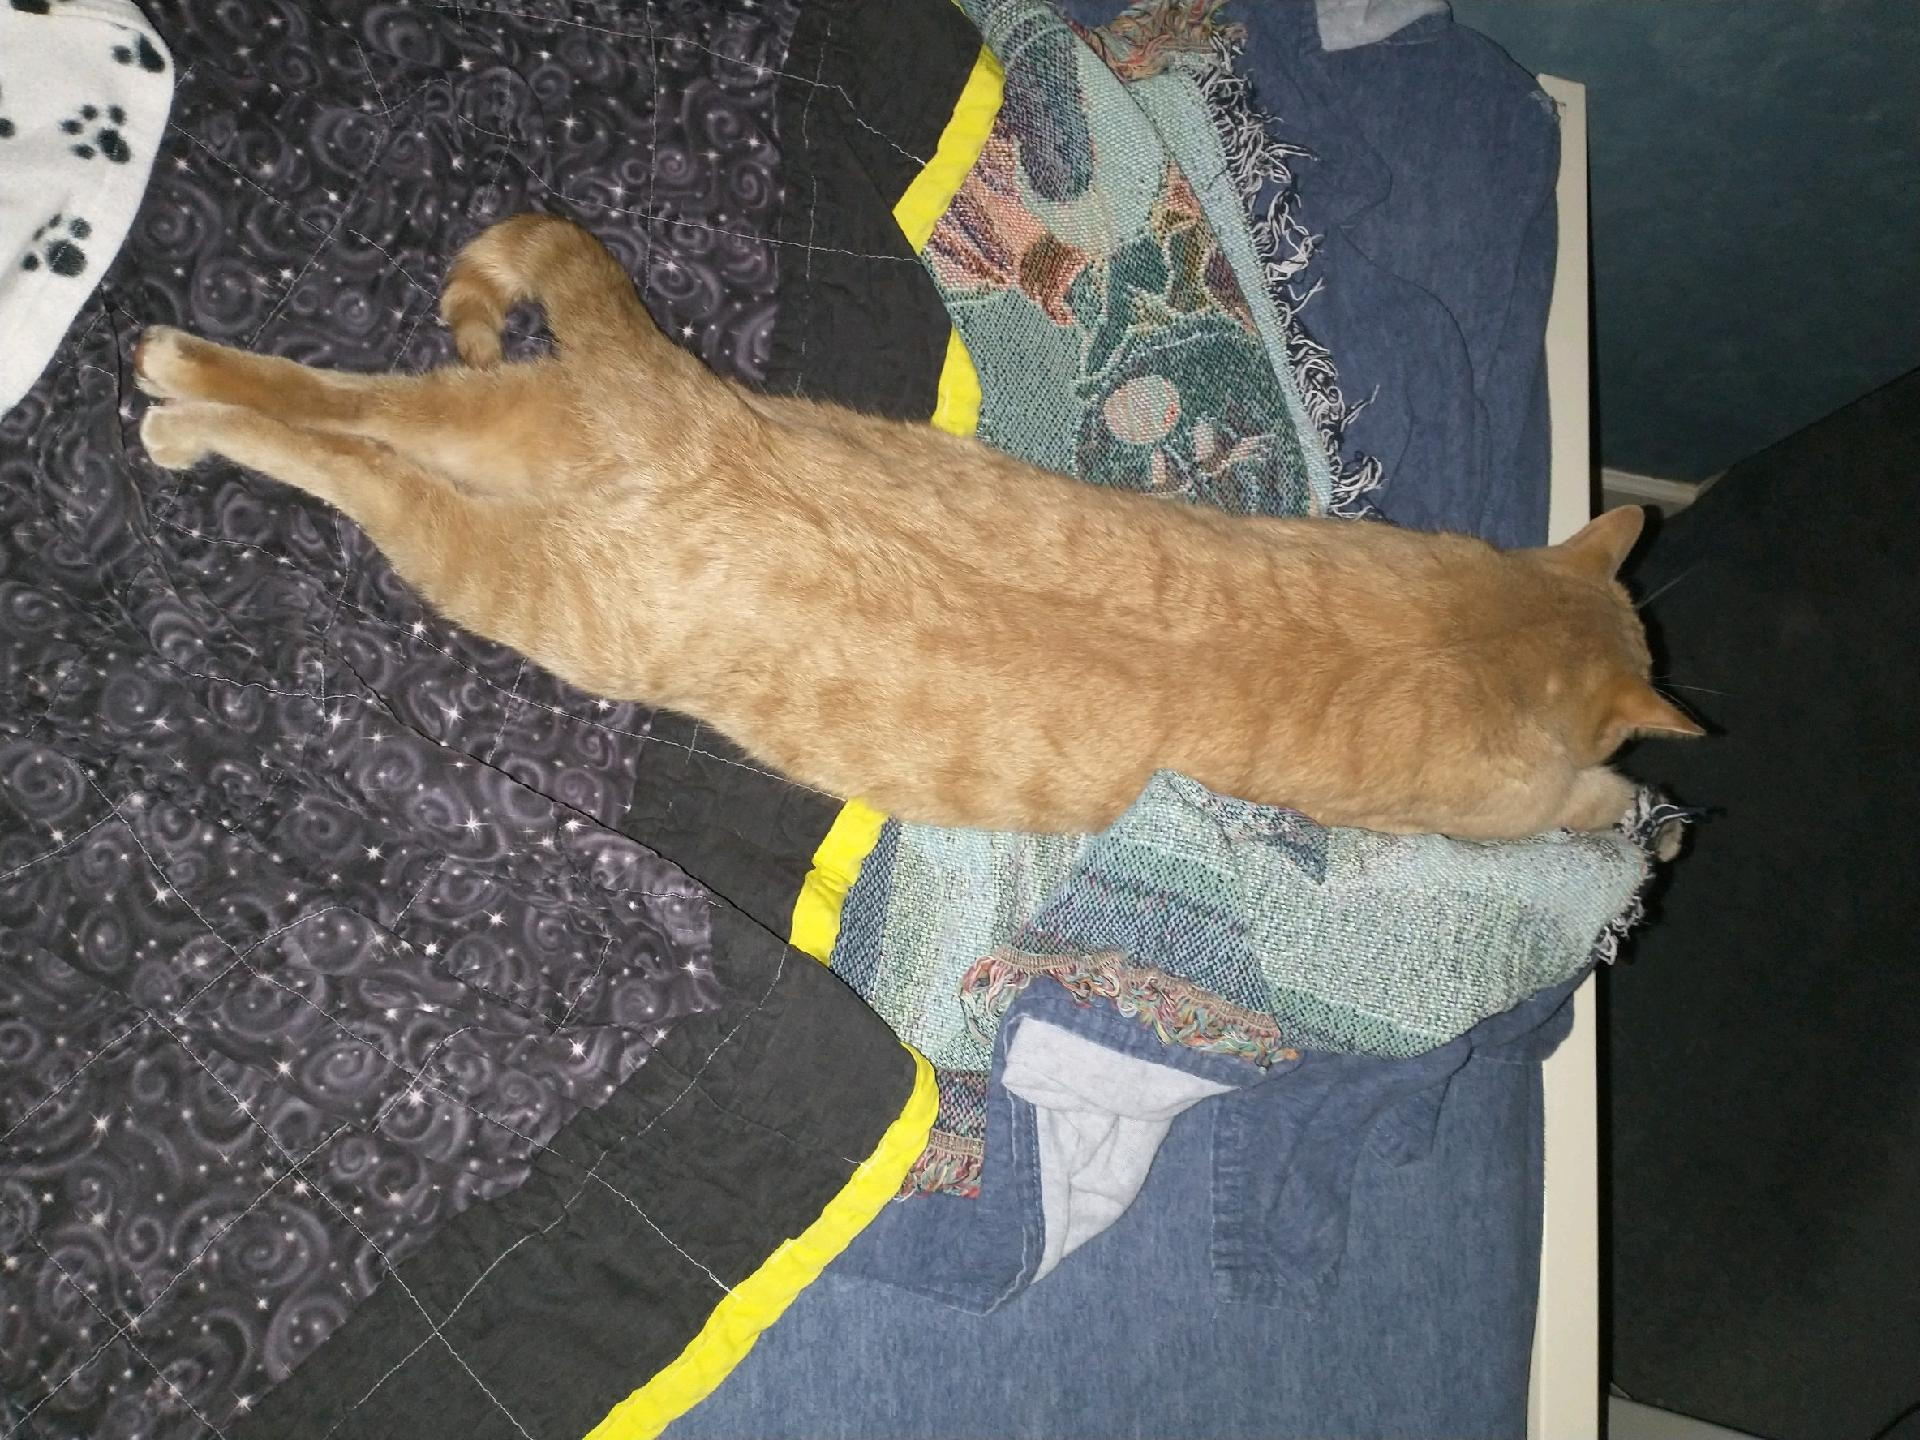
1,2,1627,1436
1532,68,1601,1440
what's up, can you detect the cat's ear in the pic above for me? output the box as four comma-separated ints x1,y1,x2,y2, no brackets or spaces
1595,676,1706,755
1547,506,1646,580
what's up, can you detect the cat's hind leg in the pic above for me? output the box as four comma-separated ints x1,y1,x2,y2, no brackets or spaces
142,399,457,533
135,326,586,497
134,325,383,417
140,401,519,611
142,399,620,691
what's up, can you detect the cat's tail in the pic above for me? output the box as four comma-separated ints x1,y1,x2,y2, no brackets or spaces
440,214,663,368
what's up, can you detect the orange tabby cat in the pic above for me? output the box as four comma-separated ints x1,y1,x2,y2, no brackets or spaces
134,213,1700,839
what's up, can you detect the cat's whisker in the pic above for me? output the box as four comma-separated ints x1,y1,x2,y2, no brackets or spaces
1634,564,1700,612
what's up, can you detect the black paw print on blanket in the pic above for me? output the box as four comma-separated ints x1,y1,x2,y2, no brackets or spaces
10,0,74,12
0,82,12,139
20,215,91,277
60,103,132,162
111,31,166,72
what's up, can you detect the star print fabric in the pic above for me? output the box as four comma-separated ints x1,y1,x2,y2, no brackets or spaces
0,0,813,1435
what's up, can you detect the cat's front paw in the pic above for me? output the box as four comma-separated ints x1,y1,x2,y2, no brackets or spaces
133,325,214,401
139,401,217,469
1649,816,1685,863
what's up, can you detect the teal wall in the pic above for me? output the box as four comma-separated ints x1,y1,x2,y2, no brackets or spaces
1451,0,1920,479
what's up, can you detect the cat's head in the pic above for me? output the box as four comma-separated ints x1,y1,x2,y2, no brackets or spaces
1525,506,1706,762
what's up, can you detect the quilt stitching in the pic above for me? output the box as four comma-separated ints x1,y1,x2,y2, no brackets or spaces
0,1,932,1433
6,803,755,1438
434,0,930,170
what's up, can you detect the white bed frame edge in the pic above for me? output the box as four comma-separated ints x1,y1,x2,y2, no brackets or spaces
1528,71,1600,1440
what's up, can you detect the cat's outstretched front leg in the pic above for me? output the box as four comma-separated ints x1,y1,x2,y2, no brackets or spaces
1555,765,1638,833
1560,767,1684,860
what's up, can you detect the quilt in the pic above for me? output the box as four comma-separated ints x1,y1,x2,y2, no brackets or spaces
0,2,955,1437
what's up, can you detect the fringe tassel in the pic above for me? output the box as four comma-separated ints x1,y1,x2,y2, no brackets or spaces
900,1131,984,1199
960,948,1297,1067
1191,37,1384,517
1591,787,1704,964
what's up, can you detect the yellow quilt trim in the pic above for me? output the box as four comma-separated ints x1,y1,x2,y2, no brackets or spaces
890,45,1004,252
931,326,983,437
894,43,999,441
584,1045,937,1440
789,38,996,969
787,797,888,963
584,37,1003,1440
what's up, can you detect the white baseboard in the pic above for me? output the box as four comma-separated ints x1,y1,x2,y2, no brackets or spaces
1608,1397,1767,1440
1599,467,1711,515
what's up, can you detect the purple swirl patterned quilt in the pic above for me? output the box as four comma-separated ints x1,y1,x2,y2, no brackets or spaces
0,2,931,1437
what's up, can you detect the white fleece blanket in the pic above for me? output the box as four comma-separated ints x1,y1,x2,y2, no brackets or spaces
0,0,173,413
